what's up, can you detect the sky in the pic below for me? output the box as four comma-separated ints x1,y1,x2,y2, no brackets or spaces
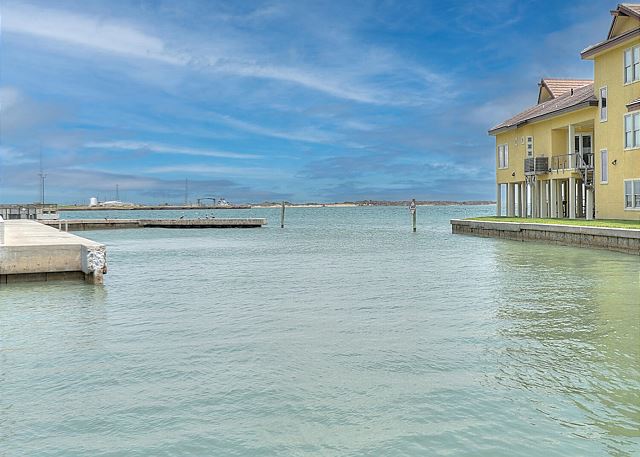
0,0,615,204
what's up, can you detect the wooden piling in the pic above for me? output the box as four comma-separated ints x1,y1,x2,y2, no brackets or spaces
280,201,285,228
410,198,417,232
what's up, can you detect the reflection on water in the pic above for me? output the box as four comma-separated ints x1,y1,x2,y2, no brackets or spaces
1,206,639,456
493,241,640,454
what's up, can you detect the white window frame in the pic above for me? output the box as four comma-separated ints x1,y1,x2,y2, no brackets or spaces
624,45,640,84
623,111,640,149
624,179,640,210
599,86,607,122
497,144,509,169
526,136,534,157
600,149,608,184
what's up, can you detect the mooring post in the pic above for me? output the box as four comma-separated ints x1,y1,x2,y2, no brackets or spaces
410,198,417,232
280,201,285,228
65,221,69,232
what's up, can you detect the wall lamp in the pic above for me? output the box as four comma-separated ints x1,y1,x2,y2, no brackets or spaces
511,171,516,177
611,159,617,165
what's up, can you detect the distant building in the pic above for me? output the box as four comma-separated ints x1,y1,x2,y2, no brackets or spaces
489,3,640,221
0,204,59,220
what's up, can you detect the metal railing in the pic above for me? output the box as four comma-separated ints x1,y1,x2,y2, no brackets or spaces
550,152,594,171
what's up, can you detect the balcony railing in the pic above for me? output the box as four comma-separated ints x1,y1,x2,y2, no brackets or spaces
550,152,594,171
524,157,549,175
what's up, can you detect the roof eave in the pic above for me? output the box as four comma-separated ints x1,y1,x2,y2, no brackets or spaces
582,27,640,59
487,100,597,136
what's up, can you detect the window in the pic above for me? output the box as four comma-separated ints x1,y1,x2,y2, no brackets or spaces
498,144,509,169
624,45,640,83
600,149,608,183
624,111,640,148
624,179,640,209
526,136,534,157
599,86,607,121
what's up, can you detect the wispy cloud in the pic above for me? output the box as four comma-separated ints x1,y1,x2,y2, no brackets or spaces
85,141,261,159
145,164,285,179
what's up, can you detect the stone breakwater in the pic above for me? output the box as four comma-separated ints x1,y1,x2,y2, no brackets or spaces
451,219,640,255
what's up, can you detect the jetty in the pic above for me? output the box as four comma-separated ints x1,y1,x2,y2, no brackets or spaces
59,204,251,211
42,218,267,231
0,218,107,285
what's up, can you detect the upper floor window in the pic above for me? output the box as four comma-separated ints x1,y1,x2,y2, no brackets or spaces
624,179,640,209
624,111,640,148
599,86,607,121
526,136,534,157
498,144,509,169
624,46,640,83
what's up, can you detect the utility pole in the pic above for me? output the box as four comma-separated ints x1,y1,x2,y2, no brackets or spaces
184,178,189,205
115,184,120,201
38,145,47,204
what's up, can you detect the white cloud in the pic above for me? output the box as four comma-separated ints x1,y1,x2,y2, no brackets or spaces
2,4,184,65
85,140,261,160
146,164,285,179
1,3,450,106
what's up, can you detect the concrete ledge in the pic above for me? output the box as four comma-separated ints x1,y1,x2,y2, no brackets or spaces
451,219,640,255
42,218,267,230
0,220,107,285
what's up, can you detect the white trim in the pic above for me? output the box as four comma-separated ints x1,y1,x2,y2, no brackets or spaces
623,178,640,209
600,149,608,184
599,86,608,122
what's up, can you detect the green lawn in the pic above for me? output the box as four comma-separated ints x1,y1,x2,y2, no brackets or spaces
469,216,640,229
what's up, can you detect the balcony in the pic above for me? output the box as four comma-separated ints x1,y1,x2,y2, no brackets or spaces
550,152,594,171
524,157,549,175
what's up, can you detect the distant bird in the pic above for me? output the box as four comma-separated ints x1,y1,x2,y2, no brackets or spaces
179,215,185,220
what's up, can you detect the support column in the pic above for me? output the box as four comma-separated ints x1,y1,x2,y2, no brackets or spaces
569,177,576,219
532,180,538,218
540,181,548,218
496,183,502,216
577,182,583,218
520,182,526,217
550,179,557,218
586,188,594,220
568,124,575,168
507,183,515,217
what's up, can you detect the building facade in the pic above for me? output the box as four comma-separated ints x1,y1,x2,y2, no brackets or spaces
489,3,640,221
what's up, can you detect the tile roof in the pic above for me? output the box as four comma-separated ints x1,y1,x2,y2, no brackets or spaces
541,78,593,99
620,4,640,16
489,83,597,134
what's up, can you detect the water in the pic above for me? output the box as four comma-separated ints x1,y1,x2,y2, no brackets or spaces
1,206,639,456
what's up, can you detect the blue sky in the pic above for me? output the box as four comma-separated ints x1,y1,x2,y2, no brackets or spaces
0,0,614,204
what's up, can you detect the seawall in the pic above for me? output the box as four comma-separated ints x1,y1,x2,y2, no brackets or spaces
450,219,640,255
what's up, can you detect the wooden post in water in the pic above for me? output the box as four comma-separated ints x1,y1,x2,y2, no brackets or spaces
280,201,285,228
410,198,417,232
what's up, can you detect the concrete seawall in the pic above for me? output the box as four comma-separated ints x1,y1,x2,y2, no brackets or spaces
0,220,107,285
451,219,640,255
43,218,267,231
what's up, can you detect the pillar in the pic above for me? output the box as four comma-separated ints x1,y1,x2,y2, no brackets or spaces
507,183,515,217
568,124,575,168
520,182,526,217
540,181,548,218
576,182,583,218
569,177,576,219
550,179,557,218
532,180,538,218
586,189,594,220
496,183,502,216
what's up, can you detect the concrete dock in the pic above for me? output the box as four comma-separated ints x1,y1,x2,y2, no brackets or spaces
42,218,267,231
0,219,107,285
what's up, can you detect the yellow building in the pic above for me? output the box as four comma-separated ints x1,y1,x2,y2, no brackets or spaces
489,3,640,221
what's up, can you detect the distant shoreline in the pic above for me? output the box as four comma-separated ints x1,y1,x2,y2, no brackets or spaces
57,201,495,211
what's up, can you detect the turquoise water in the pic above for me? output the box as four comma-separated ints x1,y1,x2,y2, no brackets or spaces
1,205,639,456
